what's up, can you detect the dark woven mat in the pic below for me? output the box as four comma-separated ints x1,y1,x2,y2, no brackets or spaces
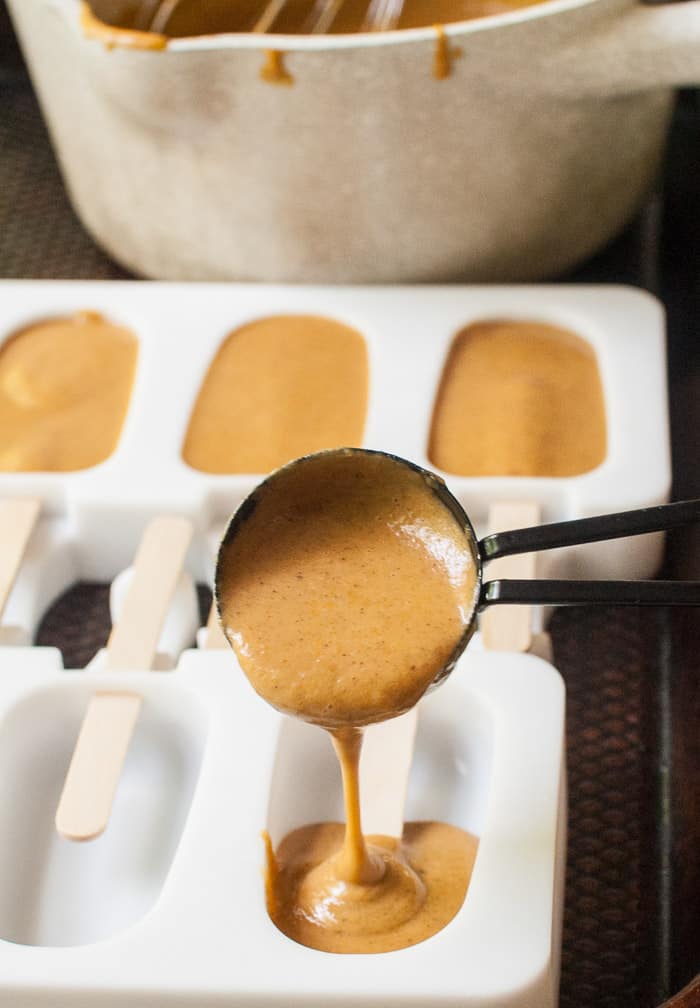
2,5,699,1005
0,79,131,280
0,5,129,281
554,607,661,1007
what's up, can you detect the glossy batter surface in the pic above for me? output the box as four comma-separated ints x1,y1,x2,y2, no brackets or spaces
86,0,550,36
428,320,607,477
0,311,137,472
182,316,368,474
217,451,477,726
266,820,478,953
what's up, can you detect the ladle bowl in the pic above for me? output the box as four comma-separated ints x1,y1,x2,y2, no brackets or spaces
215,448,700,719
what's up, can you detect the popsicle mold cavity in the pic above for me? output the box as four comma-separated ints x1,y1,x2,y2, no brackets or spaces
0,311,138,473
0,281,670,583
0,680,207,947
263,681,494,951
428,319,607,477
182,314,368,474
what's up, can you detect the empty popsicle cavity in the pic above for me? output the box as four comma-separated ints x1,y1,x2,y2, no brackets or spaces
55,514,193,842
0,654,208,947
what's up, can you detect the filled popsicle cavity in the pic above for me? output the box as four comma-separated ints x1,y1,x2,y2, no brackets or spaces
0,311,137,472
182,315,368,475
428,319,607,477
266,819,477,953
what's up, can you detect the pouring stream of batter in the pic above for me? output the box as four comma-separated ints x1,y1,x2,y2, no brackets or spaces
216,450,479,952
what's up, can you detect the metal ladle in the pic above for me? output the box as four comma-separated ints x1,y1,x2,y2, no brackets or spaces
214,449,700,708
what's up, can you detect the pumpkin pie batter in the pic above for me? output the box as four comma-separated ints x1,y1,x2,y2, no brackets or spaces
85,0,549,36
182,315,367,475
217,450,479,953
428,319,607,477
0,311,137,472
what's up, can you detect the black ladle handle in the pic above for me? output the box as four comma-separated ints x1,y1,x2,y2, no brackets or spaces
480,579,700,608
478,498,700,609
480,498,700,561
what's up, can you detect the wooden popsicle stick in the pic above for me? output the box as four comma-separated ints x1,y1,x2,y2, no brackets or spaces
0,498,41,621
481,501,540,653
360,707,419,838
204,601,229,650
55,693,143,840
104,515,193,671
55,515,193,842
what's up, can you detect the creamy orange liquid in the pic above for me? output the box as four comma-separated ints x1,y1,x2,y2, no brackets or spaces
85,0,547,37
217,451,477,727
266,820,478,953
262,724,477,953
182,316,367,475
0,311,137,472
217,450,479,953
428,320,607,477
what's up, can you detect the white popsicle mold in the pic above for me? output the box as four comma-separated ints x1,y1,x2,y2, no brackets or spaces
0,517,208,651
0,279,675,1005
0,642,566,1008
0,516,76,646
0,281,669,580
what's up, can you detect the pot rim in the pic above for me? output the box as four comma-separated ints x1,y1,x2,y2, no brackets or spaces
72,0,607,51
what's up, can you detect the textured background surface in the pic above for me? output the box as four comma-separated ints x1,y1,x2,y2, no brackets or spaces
1,4,699,1004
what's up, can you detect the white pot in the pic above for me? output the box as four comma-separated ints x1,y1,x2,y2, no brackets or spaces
7,0,700,281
